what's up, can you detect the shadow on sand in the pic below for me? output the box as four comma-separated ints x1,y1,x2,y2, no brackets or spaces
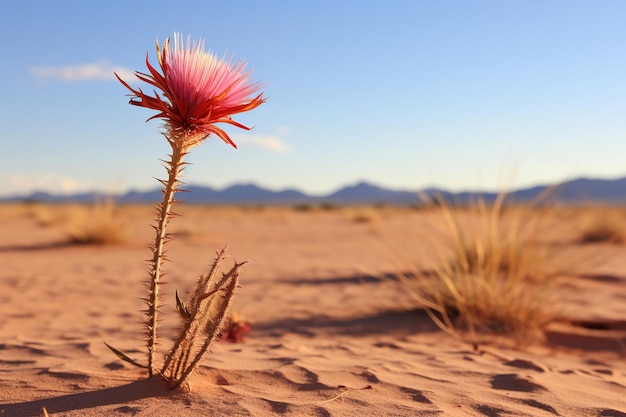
0,241,78,252
0,377,175,417
255,308,440,338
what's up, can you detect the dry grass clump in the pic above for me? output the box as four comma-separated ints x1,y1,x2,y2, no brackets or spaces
64,198,128,245
401,194,561,346
0,203,46,221
348,207,381,224
292,203,315,212
30,205,61,227
579,223,624,244
576,208,625,244
22,203,76,227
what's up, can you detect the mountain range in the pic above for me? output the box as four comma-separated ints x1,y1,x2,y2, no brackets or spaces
2,177,626,205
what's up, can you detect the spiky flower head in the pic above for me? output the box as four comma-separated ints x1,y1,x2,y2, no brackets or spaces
117,33,265,149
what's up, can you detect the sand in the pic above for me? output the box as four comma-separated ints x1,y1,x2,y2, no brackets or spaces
0,204,625,416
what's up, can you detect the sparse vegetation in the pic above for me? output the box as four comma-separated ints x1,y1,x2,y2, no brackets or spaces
319,202,339,211
64,198,128,245
579,223,624,244
577,209,625,244
292,203,314,211
31,205,61,227
399,194,561,346
349,208,380,224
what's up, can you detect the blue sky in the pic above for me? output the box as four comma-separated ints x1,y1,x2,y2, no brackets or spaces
1,1,625,197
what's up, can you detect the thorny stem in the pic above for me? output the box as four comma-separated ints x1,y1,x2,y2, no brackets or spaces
146,140,187,376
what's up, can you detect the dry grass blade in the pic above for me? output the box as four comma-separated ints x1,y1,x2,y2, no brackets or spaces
316,385,374,405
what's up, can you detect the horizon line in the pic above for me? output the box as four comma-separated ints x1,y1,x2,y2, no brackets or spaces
2,174,625,200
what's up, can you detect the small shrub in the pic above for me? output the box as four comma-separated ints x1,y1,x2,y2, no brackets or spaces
65,198,128,245
319,202,339,211
578,214,624,244
400,194,560,346
292,203,314,212
350,209,380,224
26,204,70,227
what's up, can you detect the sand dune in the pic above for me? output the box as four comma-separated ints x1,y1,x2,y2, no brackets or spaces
1,204,625,416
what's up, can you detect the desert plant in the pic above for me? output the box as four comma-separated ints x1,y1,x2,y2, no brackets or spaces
160,250,245,388
579,223,624,244
106,33,264,388
401,193,560,346
349,207,380,224
28,204,63,227
64,197,127,245
577,211,625,244
292,203,314,211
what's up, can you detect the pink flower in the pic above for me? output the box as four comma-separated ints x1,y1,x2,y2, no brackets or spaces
117,33,265,149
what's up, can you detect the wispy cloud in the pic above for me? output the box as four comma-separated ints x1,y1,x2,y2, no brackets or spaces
2,173,91,196
276,125,290,136
28,61,134,82
235,134,292,153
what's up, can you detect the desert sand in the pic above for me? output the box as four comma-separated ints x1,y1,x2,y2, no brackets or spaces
0,203,625,417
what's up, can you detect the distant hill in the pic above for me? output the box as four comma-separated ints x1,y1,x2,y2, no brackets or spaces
324,182,418,204
2,176,626,205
